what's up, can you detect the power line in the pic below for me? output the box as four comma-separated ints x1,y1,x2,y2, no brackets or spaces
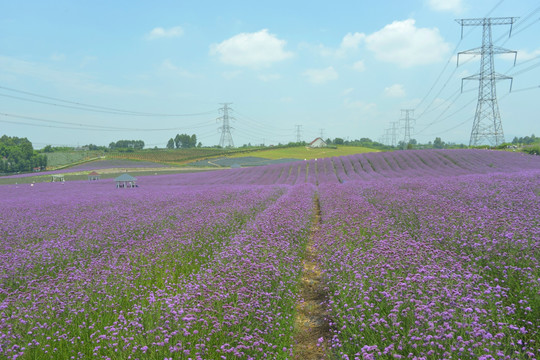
0,84,215,117
0,112,216,132
506,59,540,77
414,0,507,115
509,84,540,92
493,5,540,44
424,116,473,137
415,96,477,136
485,0,506,17
232,109,291,132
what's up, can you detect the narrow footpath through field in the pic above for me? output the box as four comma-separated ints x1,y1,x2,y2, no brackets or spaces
293,195,330,359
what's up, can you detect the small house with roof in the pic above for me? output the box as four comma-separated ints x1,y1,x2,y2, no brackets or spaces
115,173,137,188
309,137,327,148
88,171,101,181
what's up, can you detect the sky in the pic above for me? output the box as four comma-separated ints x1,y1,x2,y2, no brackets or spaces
0,0,539,148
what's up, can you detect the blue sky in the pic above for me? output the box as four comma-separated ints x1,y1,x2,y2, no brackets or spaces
0,0,538,148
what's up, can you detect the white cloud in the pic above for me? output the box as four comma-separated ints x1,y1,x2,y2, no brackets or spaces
365,19,451,68
280,96,293,103
146,26,184,40
352,60,366,72
384,84,406,97
222,70,242,80
340,32,365,51
344,98,377,111
303,66,338,84
50,53,65,61
501,48,540,62
457,69,472,79
258,73,281,82
160,59,196,78
427,0,463,14
210,29,293,68
342,88,354,96
80,56,97,68
310,32,365,58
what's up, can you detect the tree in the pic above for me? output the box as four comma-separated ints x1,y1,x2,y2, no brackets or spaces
0,135,46,173
173,133,197,148
433,137,445,149
109,140,144,150
333,137,344,145
166,138,175,149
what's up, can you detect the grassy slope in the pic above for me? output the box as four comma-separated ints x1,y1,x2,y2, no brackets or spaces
45,146,378,169
46,151,105,168
228,145,378,160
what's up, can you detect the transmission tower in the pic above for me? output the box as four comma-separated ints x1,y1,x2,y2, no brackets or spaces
390,122,398,147
401,109,415,147
319,128,325,139
383,128,391,146
295,124,302,143
456,17,517,147
217,103,235,148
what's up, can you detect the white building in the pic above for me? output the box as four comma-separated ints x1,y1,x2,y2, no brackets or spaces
309,137,327,148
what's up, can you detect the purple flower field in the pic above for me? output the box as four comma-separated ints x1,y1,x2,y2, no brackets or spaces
0,149,539,359
1,159,169,180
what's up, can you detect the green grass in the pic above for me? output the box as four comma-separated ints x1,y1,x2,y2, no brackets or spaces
107,148,244,164
40,146,378,172
229,145,378,160
45,151,105,168
0,168,213,185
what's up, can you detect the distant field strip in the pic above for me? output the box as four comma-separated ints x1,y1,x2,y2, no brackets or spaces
172,149,540,185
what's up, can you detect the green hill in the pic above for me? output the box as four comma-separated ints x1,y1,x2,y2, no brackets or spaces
228,145,378,160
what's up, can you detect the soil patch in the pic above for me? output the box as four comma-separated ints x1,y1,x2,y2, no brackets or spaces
294,196,330,359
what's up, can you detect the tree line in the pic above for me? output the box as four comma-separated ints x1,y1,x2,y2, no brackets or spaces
512,134,537,145
167,134,201,149
0,135,47,173
109,140,145,150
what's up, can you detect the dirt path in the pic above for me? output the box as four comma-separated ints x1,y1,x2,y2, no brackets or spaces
293,195,330,359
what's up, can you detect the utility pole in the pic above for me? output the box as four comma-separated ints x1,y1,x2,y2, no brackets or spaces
456,17,517,147
217,103,235,148
295,124,302,143
401,109,415,148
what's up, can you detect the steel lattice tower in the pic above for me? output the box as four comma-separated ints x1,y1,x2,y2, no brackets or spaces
383,128,391,146
401,109,415,147
295,124,302,143
217,103,235,148
392,121,399,147
456,17,517,147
